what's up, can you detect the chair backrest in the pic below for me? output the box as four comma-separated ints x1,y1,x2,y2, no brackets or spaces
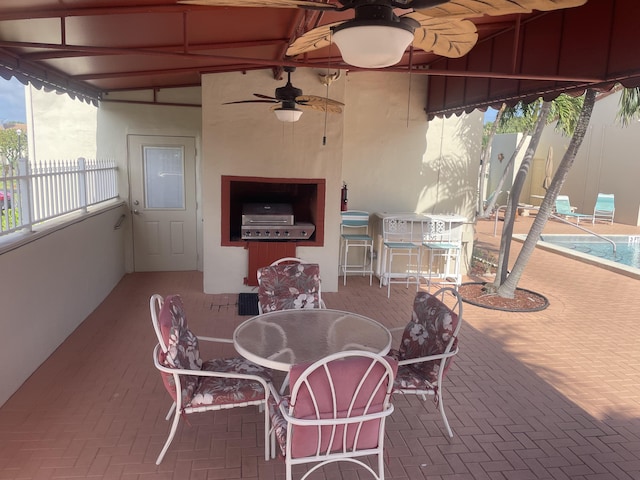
422,219,452,243
150,294,202,404
397,287,462,383
594,193,615,213
382,216,415,243
257,262,322,313
340,210,370,234
286,351,397,459
270,257,304,266
555,195,573,215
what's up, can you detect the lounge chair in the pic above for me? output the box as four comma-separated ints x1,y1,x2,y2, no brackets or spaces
554,195,591,224
592,193,615,224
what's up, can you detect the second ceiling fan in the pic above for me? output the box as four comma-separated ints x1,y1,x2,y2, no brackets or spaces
223,67,344,122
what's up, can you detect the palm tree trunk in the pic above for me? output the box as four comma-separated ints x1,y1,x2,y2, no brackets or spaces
491,101,551,293
497,89,597,297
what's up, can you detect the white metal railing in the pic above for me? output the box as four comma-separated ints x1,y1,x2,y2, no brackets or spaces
1,157,118,237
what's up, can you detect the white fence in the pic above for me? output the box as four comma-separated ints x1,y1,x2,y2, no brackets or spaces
1,157,118,236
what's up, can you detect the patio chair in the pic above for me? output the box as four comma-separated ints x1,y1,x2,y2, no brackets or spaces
389,287,462,438
339,210,374,286
150,294,272,464
592,193,615,224
379,216,421,298
268,350,397,480
257,258,326,314
554,195,592,224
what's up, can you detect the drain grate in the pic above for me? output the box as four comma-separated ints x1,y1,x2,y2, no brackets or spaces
237,293,259,316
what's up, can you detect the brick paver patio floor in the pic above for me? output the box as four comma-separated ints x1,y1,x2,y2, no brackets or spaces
1,215,639,479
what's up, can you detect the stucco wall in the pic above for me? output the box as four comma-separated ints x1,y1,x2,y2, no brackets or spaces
96,91,203,271
0,204,126,407
26,85,98,161
553,91,640,225
201,69,481,293
496,91,640,226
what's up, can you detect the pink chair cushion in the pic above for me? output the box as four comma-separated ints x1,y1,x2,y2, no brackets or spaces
271,355,397,459
394,291,458,385
257,263,321,313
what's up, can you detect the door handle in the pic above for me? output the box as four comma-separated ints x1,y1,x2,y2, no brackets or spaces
133,209,141,215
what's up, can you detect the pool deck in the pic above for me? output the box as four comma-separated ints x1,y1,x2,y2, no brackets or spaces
0,215,639,479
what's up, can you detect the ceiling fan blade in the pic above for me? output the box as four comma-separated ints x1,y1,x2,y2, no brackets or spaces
179,0,338,10
415,0,587,19
296,95,344,113
405,13,477,58
253,93,278,100
223,99,279,105
286,22,344,57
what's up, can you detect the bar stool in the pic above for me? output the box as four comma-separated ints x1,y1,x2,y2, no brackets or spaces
379,215,421,297
339,210,373,285
421,219,462,291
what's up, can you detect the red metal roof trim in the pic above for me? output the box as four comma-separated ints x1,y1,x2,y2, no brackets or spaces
425,0,640,120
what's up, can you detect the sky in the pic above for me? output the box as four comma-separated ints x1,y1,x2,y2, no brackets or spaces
0,77,27,124
484,108,498,123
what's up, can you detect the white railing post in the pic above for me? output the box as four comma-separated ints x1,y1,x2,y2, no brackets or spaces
78,157,88,213
18,157,33,232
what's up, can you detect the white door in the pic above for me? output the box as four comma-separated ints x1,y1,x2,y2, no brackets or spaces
128,135,198,271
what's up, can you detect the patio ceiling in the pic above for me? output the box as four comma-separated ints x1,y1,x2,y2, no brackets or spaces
0,0,639,117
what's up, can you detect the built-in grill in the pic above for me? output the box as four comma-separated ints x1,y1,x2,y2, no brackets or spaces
241,203,315,240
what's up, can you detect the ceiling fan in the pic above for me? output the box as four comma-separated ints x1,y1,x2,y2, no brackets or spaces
223,66,344,122
179,0,587,68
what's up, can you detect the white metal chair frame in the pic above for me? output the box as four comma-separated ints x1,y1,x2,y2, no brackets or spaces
269,350,396,480
150,294,271,464
421,219,462,291
379,216,421,298
339,210,374,286
257,257,326,313
390,287,462,438
592,193,615,224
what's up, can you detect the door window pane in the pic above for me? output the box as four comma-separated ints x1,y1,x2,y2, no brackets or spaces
144,146,185,209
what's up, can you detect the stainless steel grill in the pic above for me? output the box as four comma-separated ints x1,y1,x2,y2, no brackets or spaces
241,203,315,240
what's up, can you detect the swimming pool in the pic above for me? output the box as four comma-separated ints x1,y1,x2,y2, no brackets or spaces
513,234,640,280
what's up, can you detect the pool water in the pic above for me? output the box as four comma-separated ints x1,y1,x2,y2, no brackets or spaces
539,234,640,270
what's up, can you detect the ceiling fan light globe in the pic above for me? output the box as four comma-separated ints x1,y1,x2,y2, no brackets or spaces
274,108,303,122
332,23,414,69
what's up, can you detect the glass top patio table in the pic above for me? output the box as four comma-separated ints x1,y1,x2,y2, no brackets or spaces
233,309,392,372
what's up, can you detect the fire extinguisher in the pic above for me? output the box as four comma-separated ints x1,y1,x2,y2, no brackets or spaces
340,182,348,211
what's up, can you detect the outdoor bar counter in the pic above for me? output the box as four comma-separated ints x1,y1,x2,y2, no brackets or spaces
370,212,470,281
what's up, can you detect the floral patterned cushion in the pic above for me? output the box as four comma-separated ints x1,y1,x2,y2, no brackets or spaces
190,358,270,408
392,291,458,386
157,294,271,408
267,395,290,457
257,263,321,313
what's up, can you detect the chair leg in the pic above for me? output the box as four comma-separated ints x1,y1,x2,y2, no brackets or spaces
156,406,182,465
263,400,270,461
437,388,454,438
165,402,176,421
